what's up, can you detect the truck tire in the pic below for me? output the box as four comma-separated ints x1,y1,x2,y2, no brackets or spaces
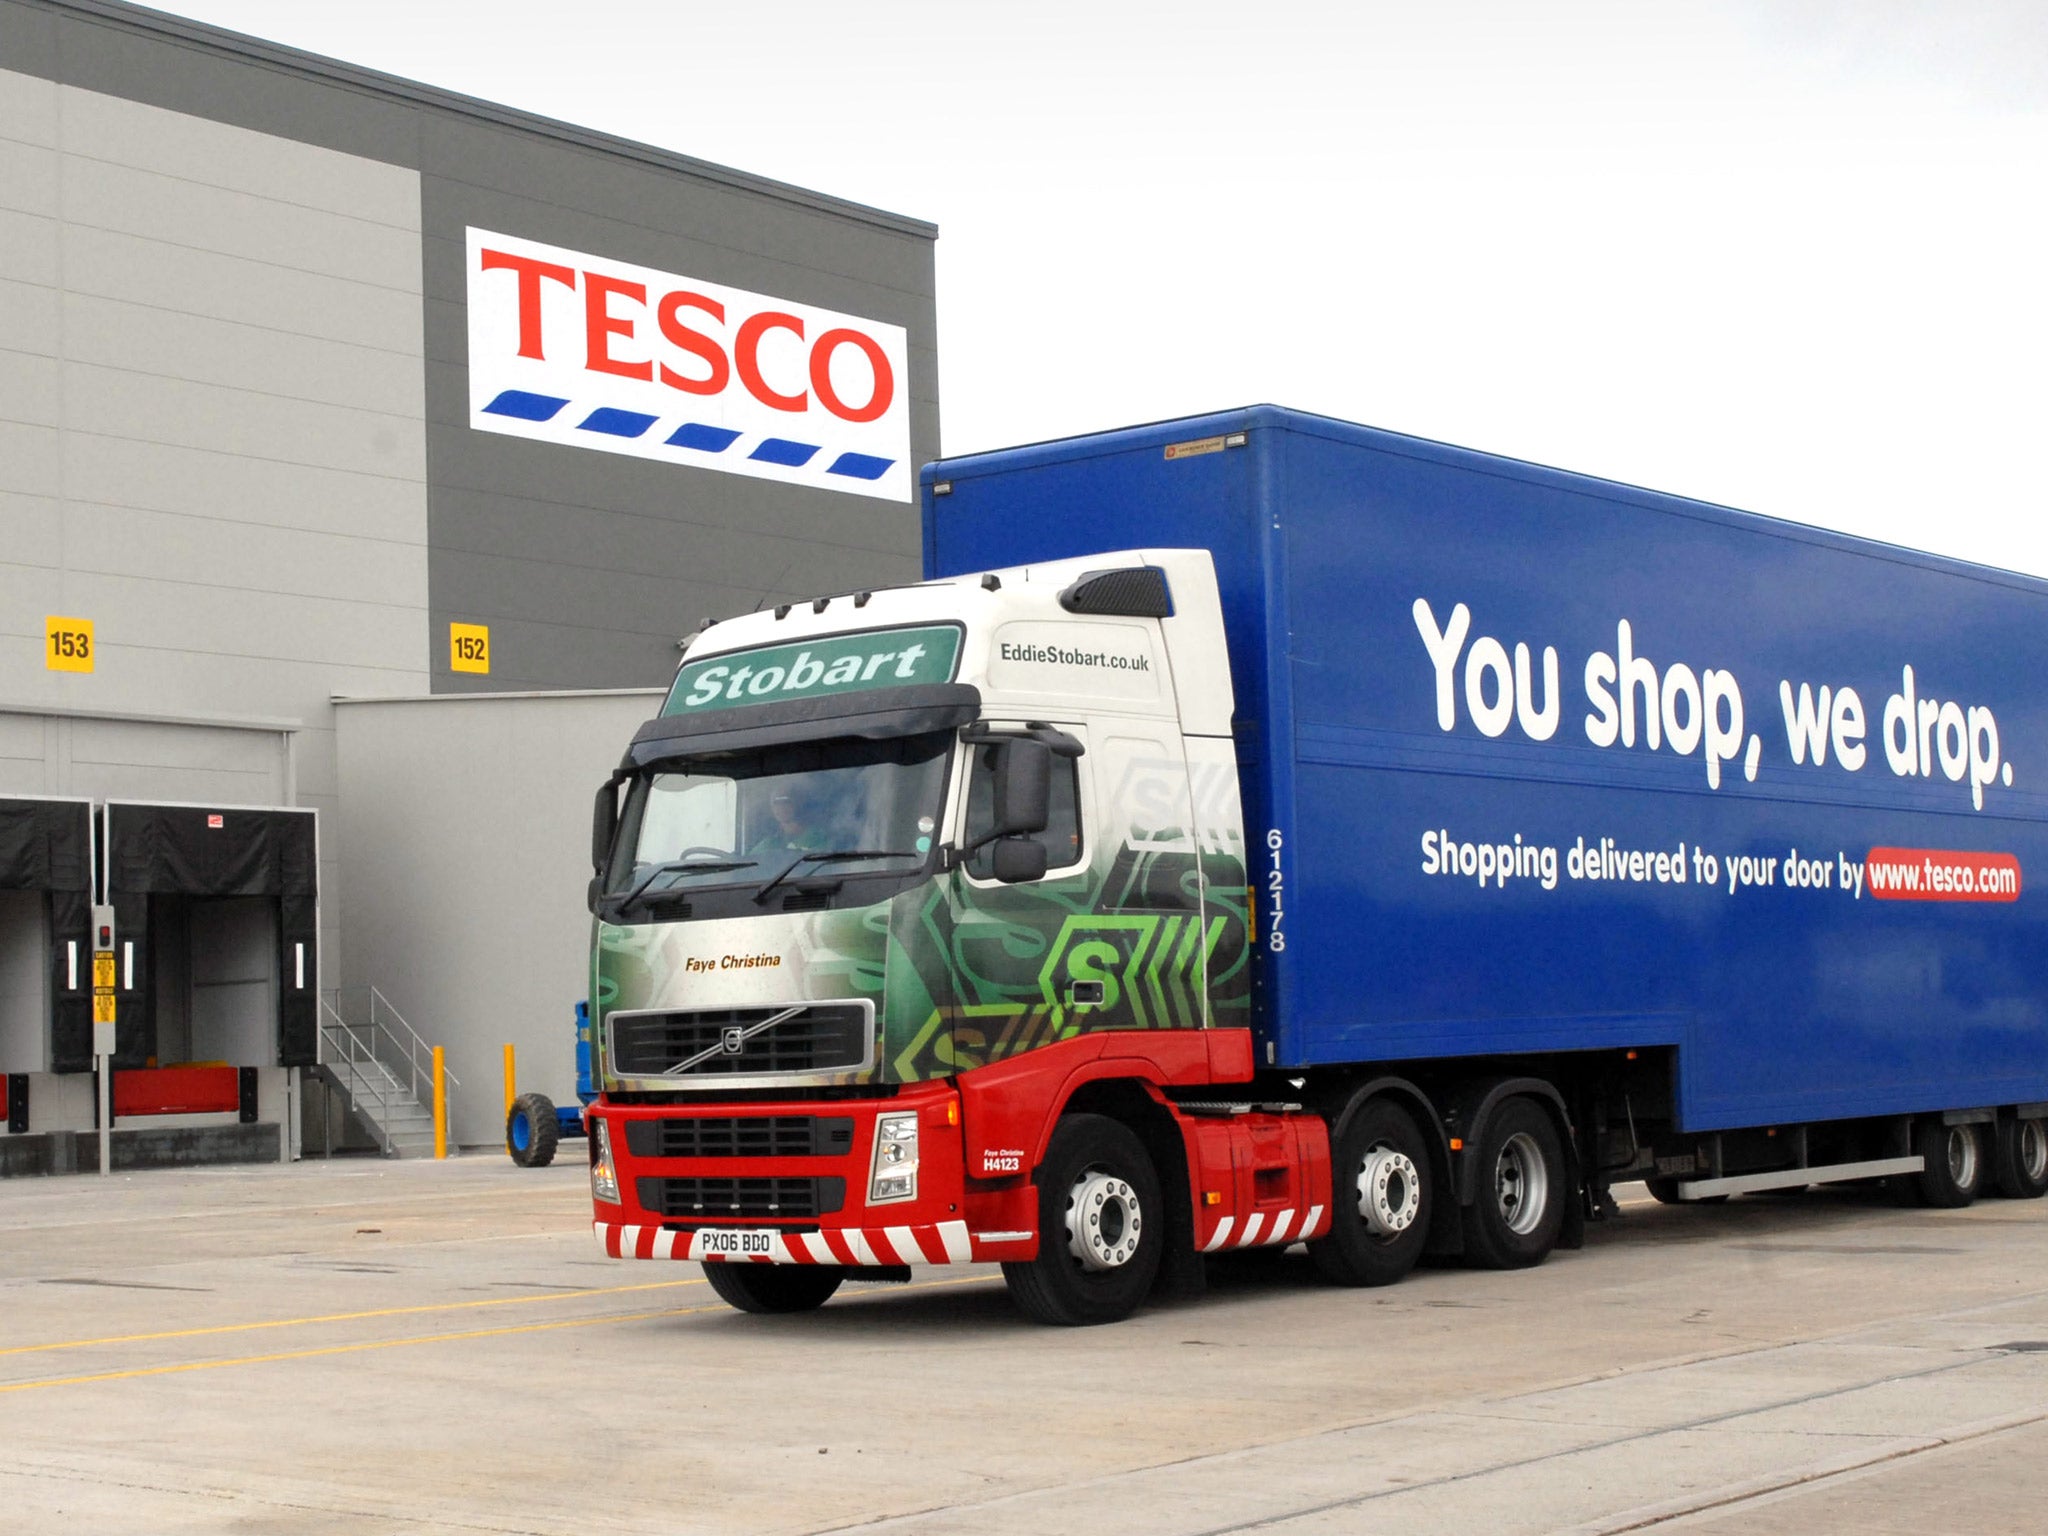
1309,1098,1432,1287
1993,1118,2048,1200
1461,1097,1566,1269
1003,1114,1163,1326
702,1262,845,1314
1914,1119,1984,1208
507,1093,559,1167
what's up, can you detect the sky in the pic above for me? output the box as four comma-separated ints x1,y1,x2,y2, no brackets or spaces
153,1,2048,577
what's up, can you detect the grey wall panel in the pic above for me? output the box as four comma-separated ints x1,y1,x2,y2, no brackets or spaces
0,420,58,495
62,435,428,546
0,50,55,141
3,3,422,168
0,208,57,285
291,727,337,799
61,224,425,354
64,503,428,611
7,662,407,752
53,571,425,676
0,134,56,213
0,348,60,426
0,714,54,794
434,540,913,647
335,690,662,1144
61,157,420,291
0,277,58,355
0,491,62,567
61,293,426,419
62,754,279,808
428,484,917,595
56,76,420,227
69,716,284,781
0,562,61,626
60,364,425,479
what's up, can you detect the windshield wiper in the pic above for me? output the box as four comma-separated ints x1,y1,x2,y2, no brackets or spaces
615,855,757,912
750,849,917,905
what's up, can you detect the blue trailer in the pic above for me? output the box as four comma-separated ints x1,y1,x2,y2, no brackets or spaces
923,406,2048,1138
584,404,2047,1324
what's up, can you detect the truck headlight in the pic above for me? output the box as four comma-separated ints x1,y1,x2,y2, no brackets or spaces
591,1119,620,1204
869,1112,919,1205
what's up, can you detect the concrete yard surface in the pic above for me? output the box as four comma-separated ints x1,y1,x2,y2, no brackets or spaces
3,1157,2047,1534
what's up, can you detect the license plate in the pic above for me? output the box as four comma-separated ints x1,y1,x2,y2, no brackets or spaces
697,1228,779,1259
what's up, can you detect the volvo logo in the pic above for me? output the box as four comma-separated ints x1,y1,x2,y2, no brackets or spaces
721,1026,746,1055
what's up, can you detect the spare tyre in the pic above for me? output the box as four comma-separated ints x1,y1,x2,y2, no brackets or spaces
507,1092,560,1167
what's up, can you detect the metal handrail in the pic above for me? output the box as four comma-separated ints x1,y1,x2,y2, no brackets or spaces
319,986,461,1155
318,998,397,1156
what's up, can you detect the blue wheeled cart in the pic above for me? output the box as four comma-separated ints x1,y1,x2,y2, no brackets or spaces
506,1002,596,1167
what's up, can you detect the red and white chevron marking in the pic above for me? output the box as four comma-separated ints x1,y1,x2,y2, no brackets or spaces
1198,1204,1328,1253
596,1219,974,1266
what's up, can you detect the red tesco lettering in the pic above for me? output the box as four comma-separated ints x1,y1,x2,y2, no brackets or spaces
479,249,893,423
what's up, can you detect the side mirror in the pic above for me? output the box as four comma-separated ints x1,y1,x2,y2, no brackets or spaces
990,837,1049,884
592,780,620,875
992,740,1051,837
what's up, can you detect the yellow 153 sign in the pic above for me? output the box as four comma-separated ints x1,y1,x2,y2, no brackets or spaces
46,616,94,673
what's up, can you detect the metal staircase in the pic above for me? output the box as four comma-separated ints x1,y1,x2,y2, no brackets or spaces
316,987,459,1158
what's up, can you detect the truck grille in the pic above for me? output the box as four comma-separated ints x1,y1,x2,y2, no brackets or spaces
638,1176,845,1220
623,1115,854,1159
608,1003,871,1078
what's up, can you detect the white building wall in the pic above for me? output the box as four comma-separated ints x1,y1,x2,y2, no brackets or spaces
334,689,660,1147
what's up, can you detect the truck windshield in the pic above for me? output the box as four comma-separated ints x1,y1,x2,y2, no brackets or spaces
608,730,952,901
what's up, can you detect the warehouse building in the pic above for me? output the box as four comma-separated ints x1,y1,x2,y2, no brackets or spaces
0,0,937,1169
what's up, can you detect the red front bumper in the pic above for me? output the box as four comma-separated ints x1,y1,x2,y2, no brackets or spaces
588,1079,1037,1267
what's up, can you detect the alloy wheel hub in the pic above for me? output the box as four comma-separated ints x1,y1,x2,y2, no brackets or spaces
1356,1147,1421,1236
1067,1171,1142,1272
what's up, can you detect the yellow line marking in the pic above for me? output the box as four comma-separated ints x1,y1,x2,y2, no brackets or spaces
0,1275,1002,1394
0,1306,714,1394
0,1277,706,1358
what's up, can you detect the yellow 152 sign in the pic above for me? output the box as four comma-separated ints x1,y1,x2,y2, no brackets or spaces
450,621,490,675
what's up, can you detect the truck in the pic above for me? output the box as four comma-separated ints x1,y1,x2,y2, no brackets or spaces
583,405,2048,1325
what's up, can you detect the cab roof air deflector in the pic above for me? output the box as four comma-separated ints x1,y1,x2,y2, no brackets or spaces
1057,565,1173,618
625,684,982,769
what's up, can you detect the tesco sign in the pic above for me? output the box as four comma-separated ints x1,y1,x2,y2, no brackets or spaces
465,228,912,502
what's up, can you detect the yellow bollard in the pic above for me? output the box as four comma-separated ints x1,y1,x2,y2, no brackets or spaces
433,1046,447,1160
503,1042,516,1121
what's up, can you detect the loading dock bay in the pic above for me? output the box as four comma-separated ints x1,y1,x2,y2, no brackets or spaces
3,1160,2046,1534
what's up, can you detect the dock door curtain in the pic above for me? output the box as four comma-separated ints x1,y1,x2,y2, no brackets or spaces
0,799,93,1074
103,805,319,1071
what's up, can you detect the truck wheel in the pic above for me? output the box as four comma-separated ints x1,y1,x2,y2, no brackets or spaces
507,1093,559,1167
702,1262,845,1314
1309,1099,1432,1287
1461,1097,1566,1269
1993,1118,2048,1200
1002,1114,1163,1326
1914,1120,1984,1208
